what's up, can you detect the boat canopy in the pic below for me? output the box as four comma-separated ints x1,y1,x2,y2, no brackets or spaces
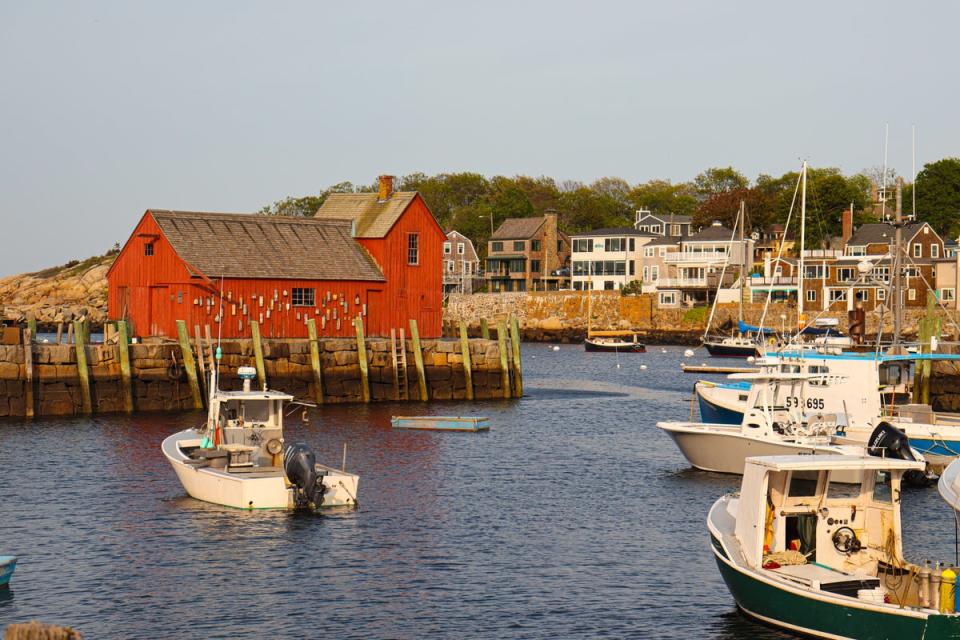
743,454,924,473
737,320,845,337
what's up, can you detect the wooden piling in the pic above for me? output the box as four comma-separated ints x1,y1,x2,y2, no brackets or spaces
66,322,74,345
509,315,523,397
354,317,370,403
194,324,207,400
497,320,512,399
55,322,63,344
250,320,267,390
459,320,474,400
118,320,134,413
23,328,34,418
27,314,37,342
390,328,400,399
307,318,325,404
205,325,215,372
409,319,429,401
73,320,92,414
480,318,490,340
176,320,203,409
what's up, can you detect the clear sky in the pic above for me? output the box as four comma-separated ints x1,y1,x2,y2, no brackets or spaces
1,1,958,277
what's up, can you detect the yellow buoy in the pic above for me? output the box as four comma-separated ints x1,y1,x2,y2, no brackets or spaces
940,568,956,613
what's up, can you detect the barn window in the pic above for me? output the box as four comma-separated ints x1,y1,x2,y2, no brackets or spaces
407,233,420,265
292,288,315,306
144,242,154,256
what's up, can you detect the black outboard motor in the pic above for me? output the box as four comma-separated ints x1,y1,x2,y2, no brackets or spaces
867,422,929,486
283,443,327,509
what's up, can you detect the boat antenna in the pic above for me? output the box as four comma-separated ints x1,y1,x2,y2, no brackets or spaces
912,124,917,220
214,274,225,394
881,123,889,220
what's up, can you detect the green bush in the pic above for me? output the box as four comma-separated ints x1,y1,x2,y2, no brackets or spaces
620,280,644,296
683,307,709,323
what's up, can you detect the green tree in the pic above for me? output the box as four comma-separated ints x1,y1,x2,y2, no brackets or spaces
259,181,361,217
693,167,749,199
915,158,960,237
628,179,698,219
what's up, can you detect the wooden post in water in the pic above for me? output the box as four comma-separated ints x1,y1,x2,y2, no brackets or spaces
194,324,207,400
459,320,474,400
250,320,267,390
176,320,203,409
497,320,512,399
509,315,523,397
390,328,400,399
27,314,37,342
118,320,134,413
73,320,92,414
204,325,215,373
23,328,34,418
409,319,429,401
480,318,490,340
307,318,325,404
354,317,370,403
55,322,63,344
66,322,74,345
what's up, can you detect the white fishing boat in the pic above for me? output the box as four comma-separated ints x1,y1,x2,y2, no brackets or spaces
709,454,960,639
162,366,358,510
695,351,960,471
659,370,874,477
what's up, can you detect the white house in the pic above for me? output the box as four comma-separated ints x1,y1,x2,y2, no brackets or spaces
570,227,658,291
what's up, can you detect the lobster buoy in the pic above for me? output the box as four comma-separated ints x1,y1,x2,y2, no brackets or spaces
683,349,695,357
941,568,956,613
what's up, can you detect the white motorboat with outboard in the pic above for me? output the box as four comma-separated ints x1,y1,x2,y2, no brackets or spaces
163,366,357,510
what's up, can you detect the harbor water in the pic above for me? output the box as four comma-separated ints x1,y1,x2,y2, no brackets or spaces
1,345,957,638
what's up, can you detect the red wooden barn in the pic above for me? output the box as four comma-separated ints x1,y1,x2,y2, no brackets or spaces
107,178,444,338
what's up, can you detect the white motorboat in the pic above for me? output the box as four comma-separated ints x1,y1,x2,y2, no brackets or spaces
709,454,960,638
658,370,912,480
163,367,358,510
695,351,960,472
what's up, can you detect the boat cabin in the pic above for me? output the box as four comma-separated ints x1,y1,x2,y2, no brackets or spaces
737,455,926,601
208,389,293,468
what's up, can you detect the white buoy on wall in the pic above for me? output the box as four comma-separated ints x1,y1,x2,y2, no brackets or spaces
684,349,695,357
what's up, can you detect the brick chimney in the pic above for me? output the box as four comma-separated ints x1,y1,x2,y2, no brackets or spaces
378,175,395,202
842,207,853,245
895,176,903,216
543,212,559,275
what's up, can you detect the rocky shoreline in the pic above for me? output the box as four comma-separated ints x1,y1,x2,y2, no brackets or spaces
0,255,113,328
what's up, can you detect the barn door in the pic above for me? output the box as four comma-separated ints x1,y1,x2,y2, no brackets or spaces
150,286,169,336
367,290,383,335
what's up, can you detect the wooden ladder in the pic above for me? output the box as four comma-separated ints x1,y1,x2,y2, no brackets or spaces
391,328,409,401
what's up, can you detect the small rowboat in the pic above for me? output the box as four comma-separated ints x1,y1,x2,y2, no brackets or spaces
391,416,490,432
0,556,17,588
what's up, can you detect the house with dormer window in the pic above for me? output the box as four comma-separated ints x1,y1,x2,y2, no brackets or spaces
634,208,695,238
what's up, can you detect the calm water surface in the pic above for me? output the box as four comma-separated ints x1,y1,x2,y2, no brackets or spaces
1,345,956,638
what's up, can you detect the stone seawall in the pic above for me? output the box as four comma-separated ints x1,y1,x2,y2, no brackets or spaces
0,335,520,418
444,291,952,344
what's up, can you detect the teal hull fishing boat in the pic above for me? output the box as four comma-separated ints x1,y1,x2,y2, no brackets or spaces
0,556,17,588
708,455,960,639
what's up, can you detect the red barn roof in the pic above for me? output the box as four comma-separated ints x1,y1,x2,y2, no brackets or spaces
114,210,385,281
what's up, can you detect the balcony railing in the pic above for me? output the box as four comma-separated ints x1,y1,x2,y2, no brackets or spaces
656,278,708,287
748,276,798,286
664,251,732,264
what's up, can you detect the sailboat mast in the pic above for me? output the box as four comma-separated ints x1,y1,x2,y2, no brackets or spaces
798,161,807,330
738,200,745,325
893,184,904,346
